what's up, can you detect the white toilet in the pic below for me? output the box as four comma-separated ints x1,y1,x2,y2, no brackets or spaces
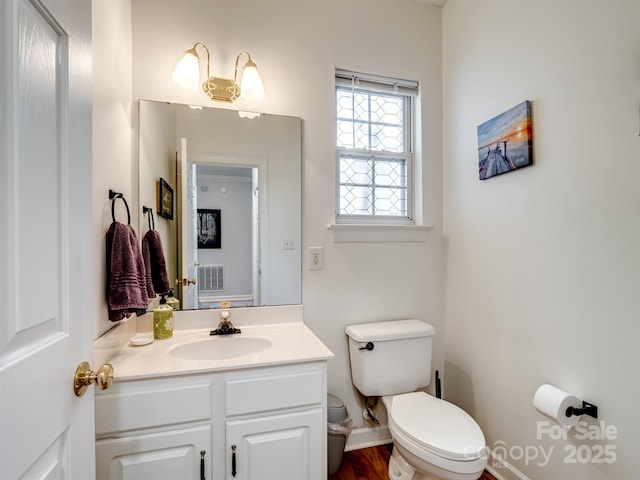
346,319,487,480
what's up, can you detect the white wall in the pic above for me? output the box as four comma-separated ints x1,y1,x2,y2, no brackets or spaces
92,0,134,337
138,100,178,293
443,1,640,479
131,0,443,431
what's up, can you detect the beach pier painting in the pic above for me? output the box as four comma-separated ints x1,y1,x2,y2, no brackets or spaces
477,100,533,180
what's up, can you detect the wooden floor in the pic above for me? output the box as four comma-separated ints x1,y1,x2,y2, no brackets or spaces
329,445,497,480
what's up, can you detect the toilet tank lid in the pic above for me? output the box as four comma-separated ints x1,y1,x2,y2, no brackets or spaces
346,319,434,342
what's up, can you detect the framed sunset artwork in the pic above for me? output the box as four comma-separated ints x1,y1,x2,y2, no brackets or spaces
477,100,533,180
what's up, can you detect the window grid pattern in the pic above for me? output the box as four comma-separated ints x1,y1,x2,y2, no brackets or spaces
338,150,408,216
336,86,411,219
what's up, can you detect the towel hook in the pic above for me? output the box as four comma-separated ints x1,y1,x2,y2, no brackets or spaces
110,190,131,224
143,206,155,231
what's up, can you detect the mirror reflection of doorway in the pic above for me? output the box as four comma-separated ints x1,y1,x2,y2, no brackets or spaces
143,105,301,311
193,164,259,308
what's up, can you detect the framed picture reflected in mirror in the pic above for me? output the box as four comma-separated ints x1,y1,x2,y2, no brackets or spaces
197,208,221,249
157,178,174,220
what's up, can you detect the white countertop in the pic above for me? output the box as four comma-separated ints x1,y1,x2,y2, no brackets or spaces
97,306,334,381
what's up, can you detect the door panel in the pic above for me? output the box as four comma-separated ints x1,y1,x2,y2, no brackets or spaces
16,0,64,335
19,434,69,479
0,0,93,478
179,137,198,309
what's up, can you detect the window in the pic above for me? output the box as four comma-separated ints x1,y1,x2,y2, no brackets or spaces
335,69,417,223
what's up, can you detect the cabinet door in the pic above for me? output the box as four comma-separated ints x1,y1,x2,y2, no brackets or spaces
226,408,324,480
96,424,211,480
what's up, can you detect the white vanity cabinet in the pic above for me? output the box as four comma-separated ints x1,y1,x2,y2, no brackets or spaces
95,362,327,480
96,424,211,479
226,410,323,480
223,365,325,480
95,376,213,479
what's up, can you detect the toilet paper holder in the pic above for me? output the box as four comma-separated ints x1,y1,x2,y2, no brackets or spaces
566,401,598,419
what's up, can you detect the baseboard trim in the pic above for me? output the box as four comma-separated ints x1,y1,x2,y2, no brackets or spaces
486,449,531,480
344,426,392,452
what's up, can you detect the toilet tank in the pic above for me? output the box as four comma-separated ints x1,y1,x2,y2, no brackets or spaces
346,319,435,397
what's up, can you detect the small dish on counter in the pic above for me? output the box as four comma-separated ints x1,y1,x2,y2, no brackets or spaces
128,333,154,346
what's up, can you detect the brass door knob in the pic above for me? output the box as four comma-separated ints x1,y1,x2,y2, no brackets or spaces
176,278,197,286
74,361,114,397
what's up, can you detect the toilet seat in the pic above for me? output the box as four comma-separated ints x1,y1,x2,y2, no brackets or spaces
388,392,486,463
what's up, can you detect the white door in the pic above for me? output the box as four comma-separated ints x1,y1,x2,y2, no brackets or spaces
0,0,94,478
251,168,261,306
179,137,199,309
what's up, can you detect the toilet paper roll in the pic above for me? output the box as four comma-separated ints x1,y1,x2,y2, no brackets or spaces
533,384,582,428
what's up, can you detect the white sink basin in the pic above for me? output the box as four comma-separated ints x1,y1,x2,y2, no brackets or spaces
169,335,272,361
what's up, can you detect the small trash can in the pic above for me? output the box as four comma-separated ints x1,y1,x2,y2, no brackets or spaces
327,394,353,475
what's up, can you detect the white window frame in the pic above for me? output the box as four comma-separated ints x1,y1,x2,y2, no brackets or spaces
335,69,417,225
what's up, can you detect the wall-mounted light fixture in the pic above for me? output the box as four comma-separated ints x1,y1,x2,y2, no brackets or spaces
172,42,265,103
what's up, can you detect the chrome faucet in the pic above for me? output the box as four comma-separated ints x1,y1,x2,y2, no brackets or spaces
210,302,241,336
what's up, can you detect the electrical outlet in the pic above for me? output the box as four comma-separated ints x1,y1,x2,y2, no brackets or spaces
308,247,324,270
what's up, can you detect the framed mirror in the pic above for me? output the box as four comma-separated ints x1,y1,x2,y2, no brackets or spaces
138,100,302,310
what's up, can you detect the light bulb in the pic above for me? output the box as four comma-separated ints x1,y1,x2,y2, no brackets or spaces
172,51,200,91
240,61,265,101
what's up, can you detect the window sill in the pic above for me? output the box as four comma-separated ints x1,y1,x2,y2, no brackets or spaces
327,224,432,243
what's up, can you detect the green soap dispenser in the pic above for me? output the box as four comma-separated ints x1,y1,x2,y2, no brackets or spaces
166,288,180,311
153,294,174,339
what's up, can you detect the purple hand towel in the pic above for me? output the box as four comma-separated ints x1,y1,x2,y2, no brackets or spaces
106,222,149,321
142,229,171,297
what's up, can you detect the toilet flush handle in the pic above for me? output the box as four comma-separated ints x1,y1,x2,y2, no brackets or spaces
359,342,374,351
